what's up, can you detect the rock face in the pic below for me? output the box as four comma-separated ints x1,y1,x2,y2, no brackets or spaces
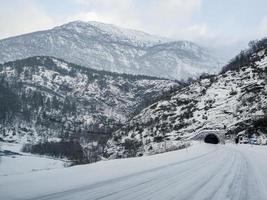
0,56,178,143
0,21,221,80
106,39,267,158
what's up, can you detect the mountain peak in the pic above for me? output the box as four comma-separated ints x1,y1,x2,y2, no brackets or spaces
0,21,221,80
56,20,170,46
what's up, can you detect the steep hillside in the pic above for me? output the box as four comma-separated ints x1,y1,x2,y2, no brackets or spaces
0,56,178,144
0,21,221,80
106,38,267,158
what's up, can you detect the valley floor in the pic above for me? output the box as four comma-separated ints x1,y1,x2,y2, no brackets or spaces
0,142,67,176
1,142,267,200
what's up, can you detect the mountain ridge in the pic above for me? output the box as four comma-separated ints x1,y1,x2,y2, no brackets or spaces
105,38,267,158
0,56,179,145
0,21,221,80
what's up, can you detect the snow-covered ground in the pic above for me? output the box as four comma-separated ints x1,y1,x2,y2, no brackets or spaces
0,142,67,176
1,142,267,200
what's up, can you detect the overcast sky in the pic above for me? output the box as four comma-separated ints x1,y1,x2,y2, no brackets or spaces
1,0,267,58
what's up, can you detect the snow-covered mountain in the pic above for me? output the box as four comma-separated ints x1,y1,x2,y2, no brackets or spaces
0,21,221,80
105,38,267,158
0,56,178,144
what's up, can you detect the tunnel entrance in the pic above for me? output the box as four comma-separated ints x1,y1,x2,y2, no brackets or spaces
204,134,220,144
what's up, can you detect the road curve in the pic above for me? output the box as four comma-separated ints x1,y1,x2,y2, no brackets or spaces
27,144,267,200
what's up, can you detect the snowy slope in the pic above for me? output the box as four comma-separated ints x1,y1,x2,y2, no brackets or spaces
0,56,178,144
106,40,267,158
0,21,221,80
0,142,67,176
1,143,267,200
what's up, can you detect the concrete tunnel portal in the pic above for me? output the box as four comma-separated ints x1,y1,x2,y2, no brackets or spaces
191,130,225,144
204,133,220,144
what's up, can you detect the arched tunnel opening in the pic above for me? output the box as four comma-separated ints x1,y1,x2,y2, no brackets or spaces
204,134,220,144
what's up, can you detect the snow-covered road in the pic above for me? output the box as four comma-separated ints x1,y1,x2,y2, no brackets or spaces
1,143,267,200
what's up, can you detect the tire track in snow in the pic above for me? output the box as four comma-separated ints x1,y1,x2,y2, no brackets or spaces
23,144,267,200
31,146,221,200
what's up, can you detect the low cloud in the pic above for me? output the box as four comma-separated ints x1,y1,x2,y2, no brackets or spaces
69,0,204,39
1,0,265,59
2,0,206,40
0,0,55,39
258,15,267,38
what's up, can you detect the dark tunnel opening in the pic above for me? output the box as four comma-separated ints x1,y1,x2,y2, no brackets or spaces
204,134,220,144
